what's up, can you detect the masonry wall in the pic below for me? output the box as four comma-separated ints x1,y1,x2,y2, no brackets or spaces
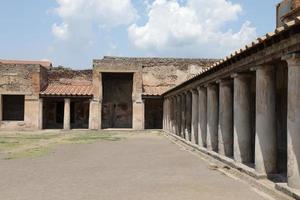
91,57,216,130
0,64,45,130
142,60,216,95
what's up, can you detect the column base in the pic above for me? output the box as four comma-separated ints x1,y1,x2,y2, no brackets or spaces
275,183,300,200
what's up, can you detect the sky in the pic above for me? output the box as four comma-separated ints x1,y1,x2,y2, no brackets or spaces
0,0,280,69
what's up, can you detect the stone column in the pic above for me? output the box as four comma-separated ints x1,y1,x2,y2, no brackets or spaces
181,93,186,138
132,71,144,130
90,71,102,130
172,97,177,134
166,98,170,131
185,91,192,141
218,80,233,157
255,65,277,174
172,97,176,133
170,97,175,133
197,86,207,147
191,89,199,144
167,98,171,131
64,98,71,130
0,94,2,122
284,53,300,189
176,95,181,136
163,99,166,130
89,99,101,130
39,98,43,130
207,84,219,152
233,74,252,163
133,99,145,130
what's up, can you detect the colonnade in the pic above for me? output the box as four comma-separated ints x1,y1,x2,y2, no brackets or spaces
163,53,300,189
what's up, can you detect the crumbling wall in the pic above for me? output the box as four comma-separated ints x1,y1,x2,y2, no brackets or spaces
0,63,46,130
0,64,43,95
98,57,218,96
142,60,216,95
48,67,92,85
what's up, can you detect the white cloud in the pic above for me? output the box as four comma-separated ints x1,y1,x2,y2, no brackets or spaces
52,0,138,41
52,22,69,40
128,0,257,58
49,0,138,68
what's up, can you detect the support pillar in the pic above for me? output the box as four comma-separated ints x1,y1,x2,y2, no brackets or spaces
39,98,43,130
163,99,166,130
0,94,2,122
284,53,300,189
167,98,171,131
255,65,277,174
207,84,219,152
64,98,71,130
191,89,199,144
181,93,186,138
185,91,192,141
132,71,144,130
89,99,101,130
165,98,170,131
218,80,233,157
171,97,175,133
176,95,181,136
233,74,252,163
197,86,207,147
133,100,144,130
165,98,168,131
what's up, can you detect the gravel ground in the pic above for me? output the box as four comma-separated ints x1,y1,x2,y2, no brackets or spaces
0,131,268,200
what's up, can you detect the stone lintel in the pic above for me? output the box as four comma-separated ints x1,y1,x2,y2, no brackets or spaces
231,72,252,79
190,88,198,94
250,64,274,71
216,78,232,85
283,52,300,67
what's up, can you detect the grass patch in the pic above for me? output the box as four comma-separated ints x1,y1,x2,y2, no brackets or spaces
0,131,123,160
64,133,122,144
6,146,52,160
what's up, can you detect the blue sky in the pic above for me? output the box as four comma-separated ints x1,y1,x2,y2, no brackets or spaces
0,0,280,69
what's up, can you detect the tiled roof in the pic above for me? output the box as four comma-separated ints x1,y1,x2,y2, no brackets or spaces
189,16,300,80
163,16,300,95
40,84,93,97
0,59,52,69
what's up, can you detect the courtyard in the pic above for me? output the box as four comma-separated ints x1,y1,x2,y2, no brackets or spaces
0,130,282,200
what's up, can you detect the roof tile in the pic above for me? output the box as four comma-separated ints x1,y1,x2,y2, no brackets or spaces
40,84,93,96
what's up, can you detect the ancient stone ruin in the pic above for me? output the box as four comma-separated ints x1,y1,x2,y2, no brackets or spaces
0,0,300,198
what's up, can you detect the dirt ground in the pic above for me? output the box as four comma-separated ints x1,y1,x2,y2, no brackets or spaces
0,131,270,200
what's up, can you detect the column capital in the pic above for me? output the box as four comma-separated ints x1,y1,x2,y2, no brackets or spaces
206,83,218,88
216,78,232,85
282,52,300,67
231,73,252,79
250,64,274,72
196,85,203,91
190,88,198,94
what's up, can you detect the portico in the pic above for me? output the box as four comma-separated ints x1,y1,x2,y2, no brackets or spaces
162,14,300,197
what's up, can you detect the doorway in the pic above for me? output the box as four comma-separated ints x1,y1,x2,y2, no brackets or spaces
102,73,133,128
144,98,163,129
43,98,64,129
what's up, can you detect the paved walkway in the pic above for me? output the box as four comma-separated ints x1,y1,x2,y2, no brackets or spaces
0,132,268,200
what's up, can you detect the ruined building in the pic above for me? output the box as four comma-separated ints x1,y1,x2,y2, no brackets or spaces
0,0,300,198
0,57,216,130
162,0,300,198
